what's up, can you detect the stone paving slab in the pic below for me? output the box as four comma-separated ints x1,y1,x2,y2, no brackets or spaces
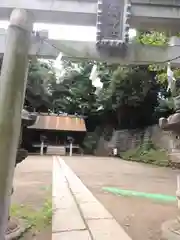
87,219,132,240
80,201,113,220
52,230,92,240
55,156,132,240
52,158,67,198
52,207,86,232
52,157,87,234
72,190,97,204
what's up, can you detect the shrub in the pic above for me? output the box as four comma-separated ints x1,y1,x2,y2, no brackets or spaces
122,141,169,167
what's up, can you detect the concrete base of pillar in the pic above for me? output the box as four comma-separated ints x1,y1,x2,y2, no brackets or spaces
161,219,180,240
168,153,180,169
5,218,26,240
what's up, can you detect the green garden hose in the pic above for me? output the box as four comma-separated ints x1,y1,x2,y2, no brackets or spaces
103,187,177,202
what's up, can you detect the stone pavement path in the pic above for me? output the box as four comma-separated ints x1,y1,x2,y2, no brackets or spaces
52,156,132,240
64,156,179,240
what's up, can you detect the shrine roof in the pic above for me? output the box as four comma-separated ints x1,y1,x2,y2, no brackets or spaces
28,113,86,132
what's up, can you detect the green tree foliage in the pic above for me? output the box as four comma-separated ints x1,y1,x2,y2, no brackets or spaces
137,31,168,46
20,58,168,130
25,60,56,112
97,64,160,128
137,31,180,88
50,62,97,115
136,30,180,115
23,59,160,129
0,29,176,131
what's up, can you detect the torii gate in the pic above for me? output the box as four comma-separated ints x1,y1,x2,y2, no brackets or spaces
0,0,180,239
0,0,180,63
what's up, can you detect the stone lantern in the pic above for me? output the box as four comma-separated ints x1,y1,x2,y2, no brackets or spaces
6,109,37,240
159,68,180,238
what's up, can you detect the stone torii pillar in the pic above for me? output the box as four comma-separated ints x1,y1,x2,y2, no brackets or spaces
0,9,33,239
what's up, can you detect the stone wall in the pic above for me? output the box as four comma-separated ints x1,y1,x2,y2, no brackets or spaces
95,125,179,156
